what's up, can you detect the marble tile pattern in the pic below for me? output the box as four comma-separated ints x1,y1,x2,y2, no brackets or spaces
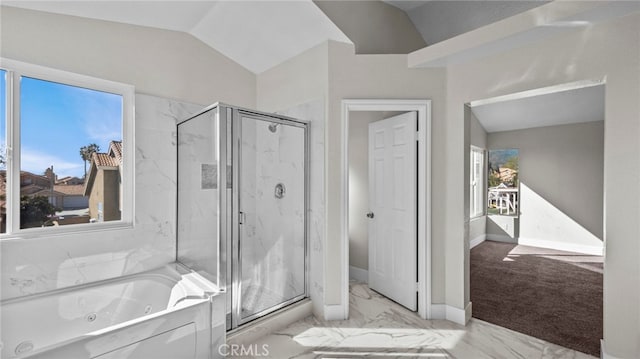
176,108,221,286
0,94,202,300
275,99,325,318
240,116,306,316
228,282,597,359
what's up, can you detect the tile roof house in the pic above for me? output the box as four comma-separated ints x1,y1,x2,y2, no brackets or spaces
84,141,123,222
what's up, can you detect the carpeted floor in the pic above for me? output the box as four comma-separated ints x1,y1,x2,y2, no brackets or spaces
471,240,603,357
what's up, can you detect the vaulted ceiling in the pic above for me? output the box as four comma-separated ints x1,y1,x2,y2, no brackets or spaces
4,0,551,74
2,1,352,74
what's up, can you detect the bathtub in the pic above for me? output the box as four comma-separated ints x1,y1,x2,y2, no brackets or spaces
1,263,225,359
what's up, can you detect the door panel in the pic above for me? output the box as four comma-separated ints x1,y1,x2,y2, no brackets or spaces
368,112,418,311
238,115,306,324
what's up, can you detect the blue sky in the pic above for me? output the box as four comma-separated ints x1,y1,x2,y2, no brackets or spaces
14,76,122,178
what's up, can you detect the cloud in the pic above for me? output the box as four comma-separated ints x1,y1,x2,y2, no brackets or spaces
21,147,84,178
64,86,122,147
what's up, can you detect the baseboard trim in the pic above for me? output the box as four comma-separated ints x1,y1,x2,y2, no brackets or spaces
518,237,603,256
601,339,625,359
324,304,346,321
349,265,368,283
470,234,486,249
430,304,446,319
430,304,469,326
465,302,472,323
486,234,517,243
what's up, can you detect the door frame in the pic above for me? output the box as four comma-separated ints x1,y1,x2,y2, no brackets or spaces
340,99,432,319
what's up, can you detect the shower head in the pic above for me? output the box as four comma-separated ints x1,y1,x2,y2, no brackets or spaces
268,123,279,133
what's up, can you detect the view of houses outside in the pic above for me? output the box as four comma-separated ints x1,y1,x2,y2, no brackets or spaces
0,74,123,232
487,149,519,216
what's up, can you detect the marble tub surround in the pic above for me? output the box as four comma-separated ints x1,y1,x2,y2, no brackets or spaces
227,282,596,359
176,108,221,286
1,94,202,300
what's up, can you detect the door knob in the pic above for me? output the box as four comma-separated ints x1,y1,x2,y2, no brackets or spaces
366,212,374,219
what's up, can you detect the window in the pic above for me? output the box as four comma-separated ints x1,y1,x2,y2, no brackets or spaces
470,146,485,218
0,59,134,237
487,149,519,216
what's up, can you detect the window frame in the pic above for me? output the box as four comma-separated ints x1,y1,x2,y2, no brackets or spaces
0,58,135,239
470,145,486,219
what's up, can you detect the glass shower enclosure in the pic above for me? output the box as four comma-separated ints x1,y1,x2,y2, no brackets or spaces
176,104,308,330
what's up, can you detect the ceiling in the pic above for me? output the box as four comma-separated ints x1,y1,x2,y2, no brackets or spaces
470,82,605,133
382,0,429,12
3,0,352,74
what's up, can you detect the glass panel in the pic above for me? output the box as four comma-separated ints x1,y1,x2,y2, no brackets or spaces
0,70,6,233
240,116,305,320
19,76,123,228
176,108,220,286
488,149,519,216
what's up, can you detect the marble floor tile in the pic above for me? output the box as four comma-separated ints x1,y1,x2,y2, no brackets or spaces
228,282,597,359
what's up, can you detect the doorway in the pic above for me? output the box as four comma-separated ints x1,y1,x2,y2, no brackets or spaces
340,99,432,320
465,80,605,356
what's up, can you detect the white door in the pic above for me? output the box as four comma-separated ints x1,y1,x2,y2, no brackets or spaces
368,112,418,311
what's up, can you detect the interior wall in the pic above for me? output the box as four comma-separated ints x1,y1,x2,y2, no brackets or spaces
0,7,257,299
469,110,487,245
486,121,604,253
256,42,329,318
1,94,201,300
326,41,447,306
313,0,426,54
348,111,405,271
0,6,256,107
449,13,640,357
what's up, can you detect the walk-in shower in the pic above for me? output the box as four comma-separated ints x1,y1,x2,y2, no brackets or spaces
176,104,308,330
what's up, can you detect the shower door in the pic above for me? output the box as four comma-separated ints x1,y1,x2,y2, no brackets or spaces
231,111,307,327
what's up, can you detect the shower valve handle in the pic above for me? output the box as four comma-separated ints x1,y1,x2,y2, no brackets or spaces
366,212,374,219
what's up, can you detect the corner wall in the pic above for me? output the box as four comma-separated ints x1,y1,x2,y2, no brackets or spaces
0,7,256,299
449,13,640,357
326,41,447,306
0,6,256,107
256,42,329,319
487,121,604,254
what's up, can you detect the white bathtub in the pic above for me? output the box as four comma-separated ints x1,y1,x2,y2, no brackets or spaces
1,263,225,359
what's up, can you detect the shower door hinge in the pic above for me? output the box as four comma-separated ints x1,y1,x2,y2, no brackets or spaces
415,282,419,292
239,212,245,225
415,131,419,141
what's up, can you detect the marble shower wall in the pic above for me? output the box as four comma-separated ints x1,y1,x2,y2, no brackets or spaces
240,117,306,316
275,99,325,318
0,94,202,300
176,108,220,286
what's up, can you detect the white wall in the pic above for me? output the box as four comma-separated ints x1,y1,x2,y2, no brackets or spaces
314,0,425,54
450,13,640,357
326,41,447,305
0,7,256,299
256,42,329,319
469,110,487,247
487,122,604,254
1,94,200,299
0,6,255,107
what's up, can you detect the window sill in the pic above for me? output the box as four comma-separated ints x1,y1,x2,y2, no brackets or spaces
0,221,134,241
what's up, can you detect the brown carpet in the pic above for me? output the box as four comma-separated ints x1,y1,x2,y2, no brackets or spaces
471,240,603,357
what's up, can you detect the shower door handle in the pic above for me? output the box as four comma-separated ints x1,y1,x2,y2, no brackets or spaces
366,212,374,219
239,211,245,225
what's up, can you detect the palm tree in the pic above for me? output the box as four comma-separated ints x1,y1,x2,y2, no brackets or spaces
80,143,100,178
